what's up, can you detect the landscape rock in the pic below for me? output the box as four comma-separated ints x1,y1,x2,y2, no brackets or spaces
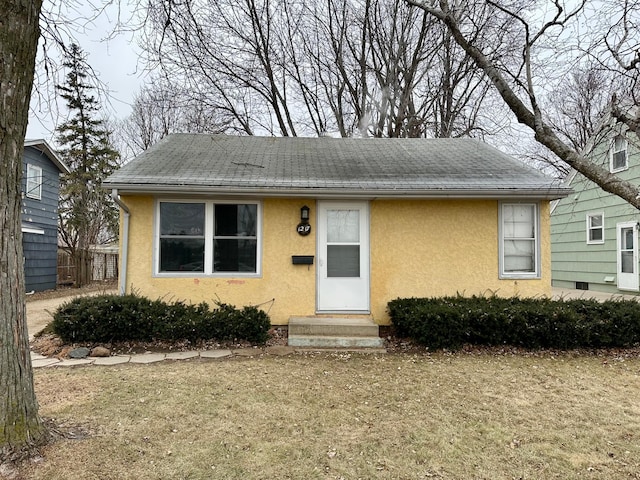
69,347,91,359
91,346,111,357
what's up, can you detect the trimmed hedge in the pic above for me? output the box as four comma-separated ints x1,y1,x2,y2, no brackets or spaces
388,295,640,350
51,294,271,344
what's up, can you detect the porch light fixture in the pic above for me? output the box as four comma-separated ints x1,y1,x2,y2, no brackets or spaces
297,205,311,236
300,205,310,223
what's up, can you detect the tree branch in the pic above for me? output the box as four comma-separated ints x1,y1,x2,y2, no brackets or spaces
407,0,640,209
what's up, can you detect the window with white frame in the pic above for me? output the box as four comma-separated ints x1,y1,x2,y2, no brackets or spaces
25,164,42,200
610,134,628,172
586,213,604,244
157,200,260,275
500,203,540,278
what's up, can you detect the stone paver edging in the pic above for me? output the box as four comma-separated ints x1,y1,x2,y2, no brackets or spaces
30,347,300,368
30,345,388,368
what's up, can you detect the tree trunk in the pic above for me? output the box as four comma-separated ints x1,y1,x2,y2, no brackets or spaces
74,248,92,288
0,0,48,461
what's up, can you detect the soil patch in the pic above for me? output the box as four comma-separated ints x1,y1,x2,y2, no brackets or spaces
30,327,289,359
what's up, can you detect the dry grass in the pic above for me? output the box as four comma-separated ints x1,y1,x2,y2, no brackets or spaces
18,351,640,479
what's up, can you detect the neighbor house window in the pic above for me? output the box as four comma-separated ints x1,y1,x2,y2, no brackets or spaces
610,134,628,172
156,200,260,275
25,164,42,200
586,213,604,244
499,203,540,278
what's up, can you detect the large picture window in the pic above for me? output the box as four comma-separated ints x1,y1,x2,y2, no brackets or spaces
157,200,260,275
500,203,540,278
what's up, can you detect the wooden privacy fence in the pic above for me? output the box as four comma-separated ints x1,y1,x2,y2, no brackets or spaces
57,249,119,286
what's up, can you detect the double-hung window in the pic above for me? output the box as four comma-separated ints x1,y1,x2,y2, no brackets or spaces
610,134,628,172
586,213,604,244
499,203,540,278
26,164,42,200
157,200,260,275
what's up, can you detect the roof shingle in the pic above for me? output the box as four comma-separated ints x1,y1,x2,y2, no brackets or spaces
104,134,570,199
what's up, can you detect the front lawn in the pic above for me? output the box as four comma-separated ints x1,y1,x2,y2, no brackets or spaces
21,351,640,479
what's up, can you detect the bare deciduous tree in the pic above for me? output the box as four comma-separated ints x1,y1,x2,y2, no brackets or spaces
143,0,299,136
117,76,231,158
597,0,640,138
407,0,640,208
546,68,613,154
139,0,495,139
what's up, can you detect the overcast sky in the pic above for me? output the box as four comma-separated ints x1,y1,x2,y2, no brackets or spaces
26,2,145,143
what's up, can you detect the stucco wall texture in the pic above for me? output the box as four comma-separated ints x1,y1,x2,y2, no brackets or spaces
119,196,552,325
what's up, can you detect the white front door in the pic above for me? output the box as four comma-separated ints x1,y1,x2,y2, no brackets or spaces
317,201,370,312
617,222,639,291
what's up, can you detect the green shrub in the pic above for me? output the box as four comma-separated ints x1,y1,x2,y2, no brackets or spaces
51,294,156,343
388,295,640,350
208,304,271,344
51,294,271,344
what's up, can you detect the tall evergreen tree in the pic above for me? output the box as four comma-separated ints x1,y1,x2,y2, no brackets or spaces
56,44,121,287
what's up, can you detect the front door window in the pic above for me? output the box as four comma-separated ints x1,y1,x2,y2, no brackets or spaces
327,210,360,277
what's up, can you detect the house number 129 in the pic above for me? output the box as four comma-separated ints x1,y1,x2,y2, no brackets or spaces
297,223,311,236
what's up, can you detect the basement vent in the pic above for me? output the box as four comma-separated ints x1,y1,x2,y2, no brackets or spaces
575,282,589,290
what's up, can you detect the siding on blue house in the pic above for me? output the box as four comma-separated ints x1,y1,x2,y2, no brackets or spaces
21,142,68,292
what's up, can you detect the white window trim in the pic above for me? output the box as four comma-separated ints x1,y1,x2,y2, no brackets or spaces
586,212,605,244
25,164,42,200
498,202,541,279
610,134,628,173
153,199,262,278
21,224,45,235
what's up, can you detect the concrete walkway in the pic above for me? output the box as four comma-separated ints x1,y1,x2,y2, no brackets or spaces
30,346,299,368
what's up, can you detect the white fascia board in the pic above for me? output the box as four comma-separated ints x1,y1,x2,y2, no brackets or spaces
105,184,572,201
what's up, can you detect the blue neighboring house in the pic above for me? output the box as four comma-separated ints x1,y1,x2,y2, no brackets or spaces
22,139,70,292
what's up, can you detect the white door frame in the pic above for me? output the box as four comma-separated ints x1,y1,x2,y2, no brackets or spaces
617,221,639,291
316,201,370,312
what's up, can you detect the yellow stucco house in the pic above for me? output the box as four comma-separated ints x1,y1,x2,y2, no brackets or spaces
104,134,570,329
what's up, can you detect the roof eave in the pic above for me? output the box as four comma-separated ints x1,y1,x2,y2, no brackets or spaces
105,183,572,201
24,139,70,174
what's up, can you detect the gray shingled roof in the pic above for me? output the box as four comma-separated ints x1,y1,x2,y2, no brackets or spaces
104,134,570,199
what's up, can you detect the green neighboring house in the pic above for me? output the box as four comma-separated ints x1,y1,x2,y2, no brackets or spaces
551,117,640,294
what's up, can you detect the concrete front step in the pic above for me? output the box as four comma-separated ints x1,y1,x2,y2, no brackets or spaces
288,317,384,349
288,334,385,348
289,317,379,337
